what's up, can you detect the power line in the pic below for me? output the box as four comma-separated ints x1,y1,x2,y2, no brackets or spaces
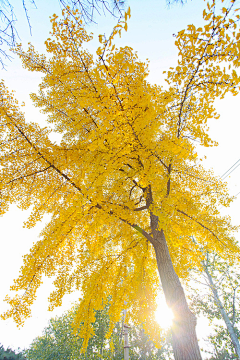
233,191,240,198
221,159,240,180
216,159,240,210
222,163,240,180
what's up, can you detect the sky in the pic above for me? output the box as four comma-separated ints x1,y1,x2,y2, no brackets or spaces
0,0,240,355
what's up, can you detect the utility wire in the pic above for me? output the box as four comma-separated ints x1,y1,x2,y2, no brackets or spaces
221,159,240,180
221,160,240,196
233,191,240,199
218,159,240,210
217,159,240,209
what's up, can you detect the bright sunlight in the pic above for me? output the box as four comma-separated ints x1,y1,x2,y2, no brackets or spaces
155,297,174,329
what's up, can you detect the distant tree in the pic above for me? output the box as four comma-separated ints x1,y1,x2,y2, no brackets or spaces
24,303,172,360
189,251,240,359
130,326,173,360
0,344,25,360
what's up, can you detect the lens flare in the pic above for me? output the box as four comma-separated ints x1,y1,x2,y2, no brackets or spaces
155,298,173,329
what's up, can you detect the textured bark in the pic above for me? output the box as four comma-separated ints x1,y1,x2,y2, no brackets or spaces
205,267,240,359
150,214,202,360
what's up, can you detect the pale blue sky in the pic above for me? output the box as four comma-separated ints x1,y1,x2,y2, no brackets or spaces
0,0,240,354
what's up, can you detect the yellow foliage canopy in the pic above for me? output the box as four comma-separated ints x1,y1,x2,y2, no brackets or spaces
1,1,240,349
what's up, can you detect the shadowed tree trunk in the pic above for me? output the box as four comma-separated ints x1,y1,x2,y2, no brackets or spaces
150,213,202,360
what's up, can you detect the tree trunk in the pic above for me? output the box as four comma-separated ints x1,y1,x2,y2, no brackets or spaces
150,214,202,360
205,267,240,359
123,308,130,360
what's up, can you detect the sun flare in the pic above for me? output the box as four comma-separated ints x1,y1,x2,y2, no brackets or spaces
155,298,174,329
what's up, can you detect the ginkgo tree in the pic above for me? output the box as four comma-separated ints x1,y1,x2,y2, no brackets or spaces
1,1,240,359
